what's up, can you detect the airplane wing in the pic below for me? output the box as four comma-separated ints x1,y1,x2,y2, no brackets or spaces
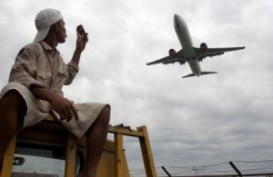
194,46,245,61
207,46,245,53
146,50,187,65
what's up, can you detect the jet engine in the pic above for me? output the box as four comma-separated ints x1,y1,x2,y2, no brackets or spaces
169,49,177,59
200,42,208,53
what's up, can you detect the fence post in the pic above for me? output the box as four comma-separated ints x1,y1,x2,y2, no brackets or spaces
161,166,172,177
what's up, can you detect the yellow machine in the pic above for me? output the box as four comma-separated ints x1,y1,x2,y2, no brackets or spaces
0,116,157,177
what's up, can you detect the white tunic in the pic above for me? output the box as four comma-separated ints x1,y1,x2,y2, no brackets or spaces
0,42,108,138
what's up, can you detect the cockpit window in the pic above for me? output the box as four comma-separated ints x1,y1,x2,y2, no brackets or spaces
176,23,181,32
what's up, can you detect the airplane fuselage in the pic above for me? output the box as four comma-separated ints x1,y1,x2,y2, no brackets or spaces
146,14,245,78
174,14,201,76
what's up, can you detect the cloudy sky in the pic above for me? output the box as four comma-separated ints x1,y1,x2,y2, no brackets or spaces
1,0,273,172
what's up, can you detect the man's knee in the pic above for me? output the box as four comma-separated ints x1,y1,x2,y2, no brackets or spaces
0,90,24,106
98,106,110,124
103,106,111,115
0,90,27,122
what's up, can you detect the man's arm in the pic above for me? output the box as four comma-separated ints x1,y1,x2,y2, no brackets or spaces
70,29,88,65
30,86,78,121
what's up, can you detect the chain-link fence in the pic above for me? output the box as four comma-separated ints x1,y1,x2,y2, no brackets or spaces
131,160,273,177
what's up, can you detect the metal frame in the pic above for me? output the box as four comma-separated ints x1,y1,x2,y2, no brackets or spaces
0,117,157,177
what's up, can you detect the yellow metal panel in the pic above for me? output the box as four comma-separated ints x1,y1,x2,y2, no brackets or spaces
120,146,131,177
108,127,144,137
1,135,17,177
10,117,157,177
65,136,77,177
96,151,115,177
114,133,124,177
138,126,157,177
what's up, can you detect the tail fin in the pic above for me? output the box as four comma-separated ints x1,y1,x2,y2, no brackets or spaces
182,71,217,78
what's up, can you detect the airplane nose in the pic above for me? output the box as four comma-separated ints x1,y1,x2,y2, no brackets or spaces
174,14,178,21
174,14,181,23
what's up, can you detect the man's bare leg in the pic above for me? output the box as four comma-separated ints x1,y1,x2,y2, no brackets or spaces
78,106,110,177
0,90,26,174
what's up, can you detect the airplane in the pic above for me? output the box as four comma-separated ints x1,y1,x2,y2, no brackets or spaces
146,14,245,78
